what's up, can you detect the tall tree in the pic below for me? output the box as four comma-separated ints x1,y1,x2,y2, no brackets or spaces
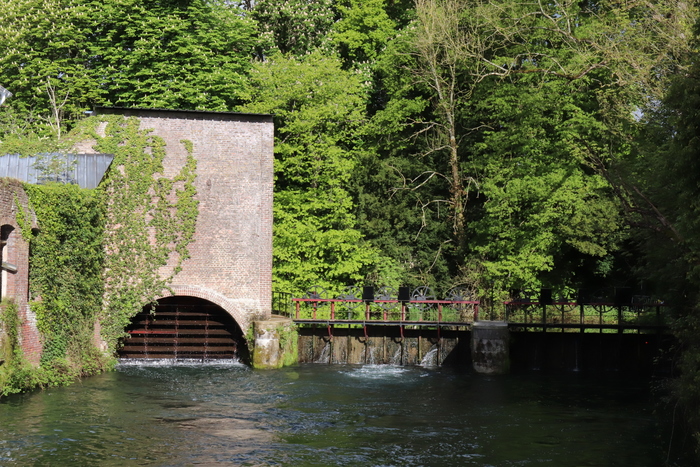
0,0,99,136
630,21,700,453
241,51,378,294
93,0,258,110
383,0,696,292
411,0,494,246
0,0,258,136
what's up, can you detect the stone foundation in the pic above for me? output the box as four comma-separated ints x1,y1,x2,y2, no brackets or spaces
471,321,510,374
252,316,297,369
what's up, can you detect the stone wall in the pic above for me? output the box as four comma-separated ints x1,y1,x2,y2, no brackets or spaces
96,108,274,332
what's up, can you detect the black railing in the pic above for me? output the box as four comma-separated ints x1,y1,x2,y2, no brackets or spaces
272,291,293,317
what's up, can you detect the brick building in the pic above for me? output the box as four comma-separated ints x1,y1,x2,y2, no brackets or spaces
1,107,274,362
96,107,274,331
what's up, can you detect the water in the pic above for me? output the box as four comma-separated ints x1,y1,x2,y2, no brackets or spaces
0,361,667,466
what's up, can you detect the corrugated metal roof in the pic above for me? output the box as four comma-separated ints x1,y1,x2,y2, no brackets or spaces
0,153,113,189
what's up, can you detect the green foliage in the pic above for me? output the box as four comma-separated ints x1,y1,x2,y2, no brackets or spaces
19,183,108,383
0,302,41,396
631,23,700,457
277,323,298,367
331,0,399,65
466,77,626,290
242,51,378,295
0,0,101,135
0,301,20,352
253,0,336,56
92,0,258,110
0,0,258,137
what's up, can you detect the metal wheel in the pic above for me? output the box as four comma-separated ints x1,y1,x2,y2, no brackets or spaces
376,286,398,310
411,286,435,308
337,285,362,308
337,285,362,319
446,286,474,318
304,285,327,300
446,286,473,302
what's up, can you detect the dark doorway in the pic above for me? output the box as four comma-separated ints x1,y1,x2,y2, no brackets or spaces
118,296,248,362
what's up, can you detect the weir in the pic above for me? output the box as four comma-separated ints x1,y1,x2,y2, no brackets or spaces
286,286,672,374
296,325,674,375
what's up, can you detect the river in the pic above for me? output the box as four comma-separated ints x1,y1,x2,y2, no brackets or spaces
0,361,669,466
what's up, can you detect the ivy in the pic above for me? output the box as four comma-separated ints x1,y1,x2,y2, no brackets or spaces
0,114,199,396
21,183,107,380
72,115,199,352
0,301,38,396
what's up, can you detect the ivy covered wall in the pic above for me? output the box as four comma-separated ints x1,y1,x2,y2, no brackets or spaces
0,114,201,395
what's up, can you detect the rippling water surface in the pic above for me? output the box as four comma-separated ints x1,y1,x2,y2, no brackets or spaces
0,361,664,466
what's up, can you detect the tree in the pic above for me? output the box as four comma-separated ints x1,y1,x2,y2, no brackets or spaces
241,51,378,294
466,75,626,290
0,0,258,137
629,22,700,455
252,0,336,56
380,0,695,292
410,0,495,246
0,0,100,136
92,0,258,110
331,0,399,66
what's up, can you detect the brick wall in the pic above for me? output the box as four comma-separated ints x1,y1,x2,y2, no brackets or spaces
97,108,274,332
0,180,41,365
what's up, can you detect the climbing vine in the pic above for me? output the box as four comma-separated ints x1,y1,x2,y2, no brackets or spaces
0,300,34,396
74,115,199,351
21,183,105,371
0,114,199,397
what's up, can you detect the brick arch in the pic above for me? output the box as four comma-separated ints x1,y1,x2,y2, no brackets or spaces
156,285,255,332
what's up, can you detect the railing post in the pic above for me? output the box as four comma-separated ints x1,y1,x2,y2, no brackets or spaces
331,301,335,320
618,305,623,334
542,304,547,333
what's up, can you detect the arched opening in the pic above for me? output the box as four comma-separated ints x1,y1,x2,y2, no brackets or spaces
0,224,15,300
118,296,248,362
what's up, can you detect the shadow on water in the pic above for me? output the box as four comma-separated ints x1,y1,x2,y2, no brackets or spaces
0,361,679,466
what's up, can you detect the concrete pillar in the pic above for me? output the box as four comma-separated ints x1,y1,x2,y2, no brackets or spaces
471,321,510,374
252,316,297,369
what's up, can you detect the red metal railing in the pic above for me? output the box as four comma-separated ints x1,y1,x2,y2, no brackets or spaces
291,298,479,325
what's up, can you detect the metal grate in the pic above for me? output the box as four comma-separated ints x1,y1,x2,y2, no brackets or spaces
118,298,241,359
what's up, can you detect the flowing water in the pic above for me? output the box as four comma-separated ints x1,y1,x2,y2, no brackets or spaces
0,361,668,466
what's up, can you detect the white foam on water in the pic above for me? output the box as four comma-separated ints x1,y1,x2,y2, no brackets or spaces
116,358,245,368
343,364,408,379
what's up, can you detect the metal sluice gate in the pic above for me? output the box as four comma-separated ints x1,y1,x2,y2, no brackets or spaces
118,297,242,359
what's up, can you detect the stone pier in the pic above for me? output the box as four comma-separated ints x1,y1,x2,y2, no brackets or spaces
471,321,510,374
252,316,297,369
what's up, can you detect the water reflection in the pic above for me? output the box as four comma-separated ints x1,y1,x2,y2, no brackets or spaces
0,362,666,466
